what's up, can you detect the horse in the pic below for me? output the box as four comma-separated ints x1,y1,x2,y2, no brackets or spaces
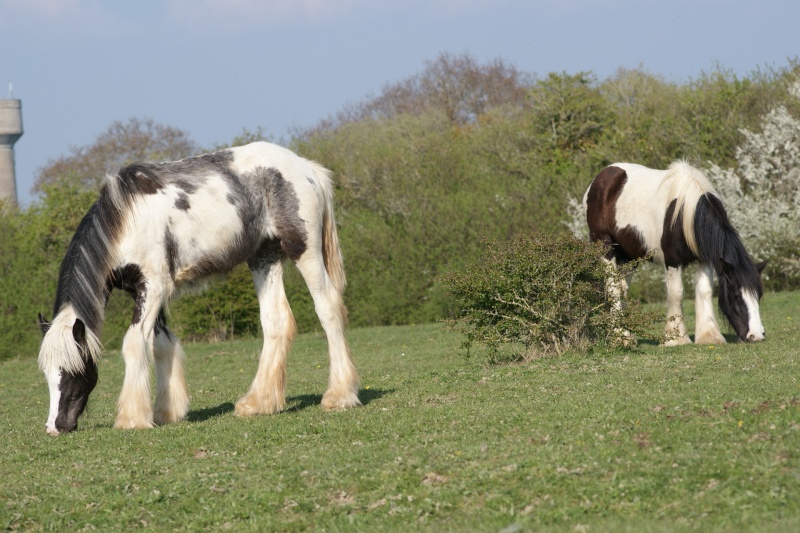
583,160,767,346
37,141,360,435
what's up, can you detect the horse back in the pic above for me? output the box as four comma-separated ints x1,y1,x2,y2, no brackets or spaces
585,163,662,263
111,142,332,292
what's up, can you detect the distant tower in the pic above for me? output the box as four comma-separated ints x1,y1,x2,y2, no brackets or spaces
0,86,23,207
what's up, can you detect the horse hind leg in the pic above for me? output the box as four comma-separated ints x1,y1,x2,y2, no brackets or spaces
604,256,636,346
663,266,691,346
153,310,190,424
235,250,293,416
294,251,360,411
693,264,726,344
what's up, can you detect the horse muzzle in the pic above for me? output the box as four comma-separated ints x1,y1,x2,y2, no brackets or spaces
745,332,765,342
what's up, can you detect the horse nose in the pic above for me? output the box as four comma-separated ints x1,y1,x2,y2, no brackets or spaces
746,332,765,342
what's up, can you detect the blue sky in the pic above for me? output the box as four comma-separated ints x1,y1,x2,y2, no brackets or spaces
1,0,797,207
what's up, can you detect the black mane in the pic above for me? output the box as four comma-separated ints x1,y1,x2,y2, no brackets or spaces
693,194,763,296
52,188,124,335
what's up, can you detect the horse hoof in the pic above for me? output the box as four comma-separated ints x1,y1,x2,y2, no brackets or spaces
321,390,361,411
694,329,727,344
663,336,691,347
113,417,155,430
234,395,285,417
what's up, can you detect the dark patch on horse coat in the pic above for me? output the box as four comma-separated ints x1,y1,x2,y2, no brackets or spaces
165,227,179,281
585,165,647,263
109,264,147,325
117,165,165,196
261,167,308,261
247,238,285,272
154,308,169,337
660,200,695,268
174,192,191,211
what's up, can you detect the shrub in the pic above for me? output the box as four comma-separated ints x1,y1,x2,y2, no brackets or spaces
439,232,660,362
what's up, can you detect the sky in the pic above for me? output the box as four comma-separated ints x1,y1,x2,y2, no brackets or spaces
0,0,797,207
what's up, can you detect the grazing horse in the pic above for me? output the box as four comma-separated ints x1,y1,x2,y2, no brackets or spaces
584,161,766,345
37,141,360,435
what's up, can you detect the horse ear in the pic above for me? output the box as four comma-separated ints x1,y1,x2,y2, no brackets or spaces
38,313,51,335
755,260,768,273
72,318,86,346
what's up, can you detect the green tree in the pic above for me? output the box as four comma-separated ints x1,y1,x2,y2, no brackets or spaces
33,117,196,192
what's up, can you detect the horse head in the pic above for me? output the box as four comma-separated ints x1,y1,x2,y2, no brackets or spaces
38,313,99,435
717,259,768,342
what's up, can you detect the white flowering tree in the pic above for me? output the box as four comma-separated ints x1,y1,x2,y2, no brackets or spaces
706,79,800,288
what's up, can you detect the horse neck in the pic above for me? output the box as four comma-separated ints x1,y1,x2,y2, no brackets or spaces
52,199,121,338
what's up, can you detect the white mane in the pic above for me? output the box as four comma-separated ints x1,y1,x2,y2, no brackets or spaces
38,305,103,375
663,160,719,258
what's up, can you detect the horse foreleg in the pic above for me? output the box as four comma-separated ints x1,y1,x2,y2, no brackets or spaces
663,266,691,346
116,324,155,429
115,282,166,429
295,254,360,411
693,264,726,344
153,311,190,424
236,258,293,416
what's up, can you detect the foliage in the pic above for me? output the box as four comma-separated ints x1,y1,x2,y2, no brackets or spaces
4,57,800,360
308,51,531,131
707,78,800,290
440,233,660,361
33,117,196,192
3,292,800,530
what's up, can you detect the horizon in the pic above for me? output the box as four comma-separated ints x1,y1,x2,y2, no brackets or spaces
1,0,797,207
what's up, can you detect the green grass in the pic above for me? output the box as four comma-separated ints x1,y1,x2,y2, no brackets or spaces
2,292,799,532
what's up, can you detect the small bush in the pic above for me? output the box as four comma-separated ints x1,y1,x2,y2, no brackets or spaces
439,232,659,362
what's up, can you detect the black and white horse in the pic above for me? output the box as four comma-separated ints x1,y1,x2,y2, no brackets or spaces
38,142,360,435
584,161,766,345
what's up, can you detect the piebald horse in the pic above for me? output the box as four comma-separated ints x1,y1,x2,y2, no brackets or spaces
584,161,766,345
38,142,360,435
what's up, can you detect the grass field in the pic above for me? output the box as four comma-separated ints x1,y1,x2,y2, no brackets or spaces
2,292,799,532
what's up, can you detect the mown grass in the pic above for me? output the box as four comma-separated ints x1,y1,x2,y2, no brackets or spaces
2,292,799,532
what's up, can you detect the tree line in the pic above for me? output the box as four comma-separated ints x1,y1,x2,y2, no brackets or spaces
1,52,798,360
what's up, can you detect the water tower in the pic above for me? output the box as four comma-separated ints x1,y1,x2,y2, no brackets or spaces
0,88,23,207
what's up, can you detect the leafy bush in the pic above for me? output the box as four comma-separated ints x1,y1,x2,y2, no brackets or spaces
439,233,660,362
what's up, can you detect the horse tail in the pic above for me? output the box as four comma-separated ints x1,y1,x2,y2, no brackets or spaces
310,161,347,295
664,160,718,259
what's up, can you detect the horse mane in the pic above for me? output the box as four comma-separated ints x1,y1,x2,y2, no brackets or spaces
38,307,103,375
693,194,763,295
39,181,129,373
662,160,718,258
